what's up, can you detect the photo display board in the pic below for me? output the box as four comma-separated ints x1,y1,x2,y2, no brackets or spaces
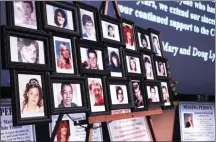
179,102,215,141
0,99,36,141
49,113,103,141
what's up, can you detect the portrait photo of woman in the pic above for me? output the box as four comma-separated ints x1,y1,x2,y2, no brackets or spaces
184,113,194,128
107,47,122,77
143,55,154,80
151,33,162,56
46,4,74,30
123,23,135,50
138,33,151,50
101,20,120,42
156,61,167,77
53,36,74,74
126,56,141,74
161,82,171,106
18,74,44,118
10,37,45,65
147,85,160,103
109,85,129,105
56,120,70,142
13,1,37,29
80,9,96,41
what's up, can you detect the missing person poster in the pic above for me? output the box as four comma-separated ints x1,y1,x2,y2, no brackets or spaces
107,109,152,141
50,113,103,141
0,99,36,141
179,102,215,141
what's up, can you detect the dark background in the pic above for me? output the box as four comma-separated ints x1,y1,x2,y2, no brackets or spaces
0,1,215,97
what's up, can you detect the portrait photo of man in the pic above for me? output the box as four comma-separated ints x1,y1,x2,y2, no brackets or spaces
132,81,144,107
80,8,96,41
151,34,162,56
88,79,104,106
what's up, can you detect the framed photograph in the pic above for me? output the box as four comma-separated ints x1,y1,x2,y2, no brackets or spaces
86,76,110,116
107,78,134,110
143,52,157,81
148,28,164,57
6,1,42,31
160,80,174,109
51,35,78,75
10,70,50,125
130,79,148,111
136,26,153,52
76,2,100,42
107,44,125,78
100,14,124,45
1,26,52,71
124,50,144,77
42,1,79,36
154,57,169,80
122,18,136,51
77,40,109,75
145,81,163,106
48,75,88,114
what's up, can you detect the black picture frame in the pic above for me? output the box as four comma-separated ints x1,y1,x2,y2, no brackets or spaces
159,80,174,109
142,51,157,81
99,14,125,46
106,78,134,110
6,1,43,32
154,56,170,80
1,25,52,71
41,1,80,36
129,78,148,111
76,1,100,42
148,28,164,57
50,33,79,76
124,50,145,78
48,74,89,114
10,70,50,126
144,81,163,107
106,43,126,79
122,18,137,51
76,39,110,75
136,26,153,53
85,76,110,116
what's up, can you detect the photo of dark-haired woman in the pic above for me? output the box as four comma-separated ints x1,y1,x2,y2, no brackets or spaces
18,74,44,118
156,61,167,77
107,47,122,77
46,4,74,30
138,32,151,50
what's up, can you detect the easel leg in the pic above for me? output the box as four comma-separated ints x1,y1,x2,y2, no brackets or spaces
85,124,93,142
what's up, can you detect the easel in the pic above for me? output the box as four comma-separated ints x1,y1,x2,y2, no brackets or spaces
49,1,163,141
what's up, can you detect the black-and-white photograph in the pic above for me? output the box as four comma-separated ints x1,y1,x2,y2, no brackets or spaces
10,36,45,64
150,33,162,56
45,4,74,30
80,47,103,70
126,56,141,74
161,82,171,106
13,1,37,29
132,81,144,108
80,9,96,41
143,54,154,80
108,47,122,77
138,32,151,50
109,85,129,105
18,74,45,118
53,36,74,74
146,85,160,103
156,61,167,77
101,21,120,42
52,83,82,108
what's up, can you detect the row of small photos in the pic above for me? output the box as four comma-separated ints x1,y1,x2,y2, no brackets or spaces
1,1,173,125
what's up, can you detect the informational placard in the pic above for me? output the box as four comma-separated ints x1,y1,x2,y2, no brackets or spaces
50,113,103,141
107,109,152,141
0,99,36,141
179,102,215,141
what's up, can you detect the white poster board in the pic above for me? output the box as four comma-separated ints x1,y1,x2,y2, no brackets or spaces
107,109,152,141
49,113,103,141
179,102,215,141
0,99,36,141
